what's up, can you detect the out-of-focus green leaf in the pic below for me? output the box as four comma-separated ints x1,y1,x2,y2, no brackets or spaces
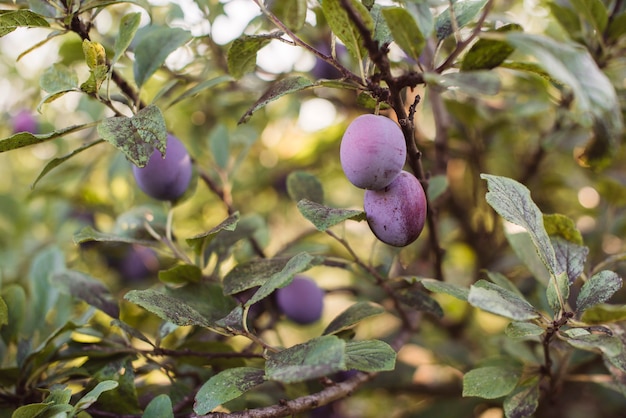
547,2,582,39
266,335,346,383
0,122,96,153
0,296,7,327
461,24,521,70
40,63,79,94
158,264,202,285
73,226,156,247
505,322,544,340
463,366,521,399
287,171,324,204
344,340,396,372
552,238,588,285
297,199,365,231
113,12,141,65
239,76,315,123
268,0,306,31
324,302,385,335
370,5,393,46
570,0,608,34
435,0,489,41
397,288,444,318
427,175,448,201
503,377,540,418
74,380,119,412
209,123,229,169
133,26,192,88
11,403,53,418
0,9,50,37
382,7,425,62
166,75,233,108
424,71,500,96
544,213,583,245
186,212,240,255
51,270,120,318
0,285,25,343
582,304,626,324
227,33,280,79
420,278,469,301
194,367,265,414
97,104,167,167
143,394,173,418
321,0,373,62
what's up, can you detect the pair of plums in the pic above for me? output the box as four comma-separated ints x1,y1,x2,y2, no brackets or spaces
340,114,427,247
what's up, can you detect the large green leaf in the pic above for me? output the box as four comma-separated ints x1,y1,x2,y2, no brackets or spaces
461,23,521,70
323,301,385,335
194,367,265,415
51,270,119,318
468,280,540,321
268,0,306,32
266,335,346,383
0,9,49,37
286,171,324,204
344,340,396,372
503,377,540,418
382,7,425,62
435,0,489,41
576,271,622,313
239,76,315,123
124,289,213,327
133,26,192,88
463,366,521,399
227,34,279,79
297,199,366,231
185,212,240,255
0,122,96,153
321,0,373,63
97,104,167,167
143,394,173,418
113,13,141,65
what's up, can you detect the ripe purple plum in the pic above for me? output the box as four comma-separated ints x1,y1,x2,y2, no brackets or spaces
275,276,324,325
340,114,406,190
12,109,39,134
132,134,192,201
364,170,427,247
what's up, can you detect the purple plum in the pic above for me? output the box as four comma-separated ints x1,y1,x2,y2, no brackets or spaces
340,114,406,190
275,276,324,325
364,170,427,247
132,134,192,201
12,109,39,134
117,245,159,281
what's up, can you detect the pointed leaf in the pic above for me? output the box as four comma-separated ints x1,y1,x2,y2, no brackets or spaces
40,63,79,94
468,280,539,321
97,104,167,167
194,367,265,415
323,301,385,335
143,394,173,418
11,403,52,418
382,7,425,62
113,13,141,65
266,335,346,383
345,339,396,372
581,304,626,324
577,271,622,312
505,322,544,340
227,34,279,79
435,0,489,41
239,76,314,123
546,271,570,315
287,171,324,204
461,23,522,70
124,289,213,327
74,381,119,411
397,288,444,318
562,329,623,357
32,139,104,189
268,0,306,32
321,0,373,62
297,199,366,231
552,237,588,284
51,270,119,318
570,0,608,34
463,366,521,399
503,377,540,418
0,9,49,37
370,5,393,46
223,257,291,295
0,122,96,153
484,271,524,297
424,71,500,96
167,75,233,108
420,278,469,301
246,252,322,306
134,26,192,88
73,226,156,247
186,212,240,255
427,175,449,202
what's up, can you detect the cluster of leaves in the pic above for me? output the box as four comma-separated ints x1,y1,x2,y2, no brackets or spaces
0,0,625,417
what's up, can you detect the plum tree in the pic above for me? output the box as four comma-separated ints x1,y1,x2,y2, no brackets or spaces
12,109,39,134
364,170,427,247
132,134,193,201
340,114,406,190
275,275,324,325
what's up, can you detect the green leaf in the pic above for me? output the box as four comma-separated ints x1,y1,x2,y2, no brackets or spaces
246,252,322,306
321,0,373,63
463,366,521,399
581,304,626,324
166,75,233,108
505,322,544,340
397,288,444,318
239,76,314,124
97,104,167,167
113,12,141,65
0,285,25,343
345,339,396,372
287,171,324,204
73,226,156,247
424,71,501,96
0,9,50,37
51,270,120,318
143,394,173,418
133,26,192,88
484,271,524,297
427,175,448,201
570,0,608,34
124,289,213,327
0,122,96,153
0,296,6,327
323,301,385,335
420,278,469,301
74,381,119,412
227,34,279,79
370,5,393,46
266,335,346,383
165,283,235,324
11,403,53,418
544,213,583,245
547,3,582,39
435,0,489,41
186,212,240,255
481,174,559,277
468,280,540,321
82,39,106,69
40,63,79,94
223,257,289,295
208,124,229,169
31,139,104,189
577,271,622,313
562,328,623,357
158,264,202,285
382,7,425,62
503,377,540,418
461,23,521,71
405,1,433,38
546,271,570,315
297,199,366,231
268,0,306,32
552,237,588,284
194,367,265,414
505,33,623,167
606,12,626,43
